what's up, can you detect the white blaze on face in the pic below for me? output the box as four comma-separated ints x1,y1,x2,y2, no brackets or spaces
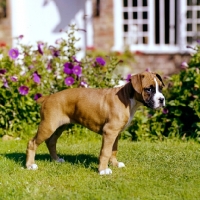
153,78,165,108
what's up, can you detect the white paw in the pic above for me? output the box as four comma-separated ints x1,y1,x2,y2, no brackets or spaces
27,163,38,170
99,168,112,175
56,158,65,163
118,162,125,168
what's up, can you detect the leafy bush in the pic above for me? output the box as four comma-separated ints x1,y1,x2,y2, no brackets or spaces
126,47,200,141
0,25,122,138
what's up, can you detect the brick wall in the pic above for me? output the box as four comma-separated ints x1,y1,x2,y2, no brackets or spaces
0,0,11,47
92,0,114,51
92,0,191,75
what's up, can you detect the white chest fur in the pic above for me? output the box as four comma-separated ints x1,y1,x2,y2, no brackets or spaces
122,98,142,131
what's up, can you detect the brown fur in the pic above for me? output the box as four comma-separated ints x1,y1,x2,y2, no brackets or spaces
26,72,164,173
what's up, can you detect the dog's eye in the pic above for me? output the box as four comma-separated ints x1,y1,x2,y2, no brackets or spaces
145,88,152,93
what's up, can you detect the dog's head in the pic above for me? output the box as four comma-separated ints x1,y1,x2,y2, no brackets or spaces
130,71,165,109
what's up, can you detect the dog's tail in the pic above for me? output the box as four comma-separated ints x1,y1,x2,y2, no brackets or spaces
36,96,48,104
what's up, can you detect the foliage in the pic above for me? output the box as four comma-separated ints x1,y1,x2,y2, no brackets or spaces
0,25,122,138
126,46,200,141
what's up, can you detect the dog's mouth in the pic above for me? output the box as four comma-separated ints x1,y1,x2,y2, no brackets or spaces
144,98,165,109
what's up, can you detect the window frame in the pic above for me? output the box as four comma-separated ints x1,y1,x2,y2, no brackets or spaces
112,0,188,53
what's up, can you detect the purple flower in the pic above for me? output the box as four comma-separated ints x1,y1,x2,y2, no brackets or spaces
29,65,34,70
55,38,63,44
79,81,88,88
64,76,74,86
73,65,82,76
18,85,29,95
72,56,81,64
96,57,106,66
49,46,60,57
8,48,19,59
47,62,52,71
162,108,169,114
145,68,151,72
38,42,44,55
63,62,74,75
33,71,41,84
180,62,188,70
0,69,6,74
34,93,42,101
10,76,18,82
18,35,24,39
3,78,9,88
126,74,132,82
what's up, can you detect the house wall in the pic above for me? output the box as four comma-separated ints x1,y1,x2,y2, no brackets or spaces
0,0,11,47
92,0,191,75
92,0,114,51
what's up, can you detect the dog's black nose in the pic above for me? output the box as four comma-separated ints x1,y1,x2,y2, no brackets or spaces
159,97,164,104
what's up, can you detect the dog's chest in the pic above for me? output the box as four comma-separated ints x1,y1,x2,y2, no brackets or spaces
123,98,142,130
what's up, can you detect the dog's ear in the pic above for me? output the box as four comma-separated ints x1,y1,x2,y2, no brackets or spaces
155,73,165,87
130,74,143,94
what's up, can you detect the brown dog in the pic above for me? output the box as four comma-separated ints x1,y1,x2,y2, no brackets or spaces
26,71,165,175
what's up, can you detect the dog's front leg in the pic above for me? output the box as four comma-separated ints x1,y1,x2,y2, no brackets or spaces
98,131,118,175
109,135,125,168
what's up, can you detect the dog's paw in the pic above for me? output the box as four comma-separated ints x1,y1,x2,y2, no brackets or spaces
99,168,112,175
118,162,125,168
56,158,65,163
27,164,38,170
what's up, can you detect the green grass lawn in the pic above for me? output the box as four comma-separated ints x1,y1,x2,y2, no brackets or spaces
0,132,200,200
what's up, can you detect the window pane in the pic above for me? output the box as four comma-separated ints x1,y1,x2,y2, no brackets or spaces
187,0,193,5
143,36,148,44
187,10,192,18
187,36,193,43
132,12,138,19
124,24,128,32
123,0,128,7
132,0,137,7
143,0,147,6
197,11,200,18
187,23,192,31
197,24,200,31
143,24,148,32
124,12,128,20
197,0,200,5
143,11,148,19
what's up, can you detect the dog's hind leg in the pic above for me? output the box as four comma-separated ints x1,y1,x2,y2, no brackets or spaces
45,125,67,163
26,121,58,170
109,135,125,168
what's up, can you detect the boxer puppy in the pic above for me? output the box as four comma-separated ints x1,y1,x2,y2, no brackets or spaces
26,71,165,175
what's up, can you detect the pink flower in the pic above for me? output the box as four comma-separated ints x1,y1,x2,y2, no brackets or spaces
126,74,132,82
73,65,82,76
18,85,29,95
10,76,18,82
180,62,188,70
0,69,6,74
79,81,88,88
33,71,41,84
34,93,42,101
96,57,106,66
63,62,74,75
8,48,19,59
38,42,44,55
64,76,74,86
162,108,169,114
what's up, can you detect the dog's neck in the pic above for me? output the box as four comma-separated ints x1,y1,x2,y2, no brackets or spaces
116,82,143,107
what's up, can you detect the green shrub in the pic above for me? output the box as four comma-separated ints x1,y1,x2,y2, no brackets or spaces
0,25,122,138
126,47,200,141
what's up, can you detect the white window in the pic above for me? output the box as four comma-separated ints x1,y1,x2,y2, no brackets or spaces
186,0,200,44
113,0,193,53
